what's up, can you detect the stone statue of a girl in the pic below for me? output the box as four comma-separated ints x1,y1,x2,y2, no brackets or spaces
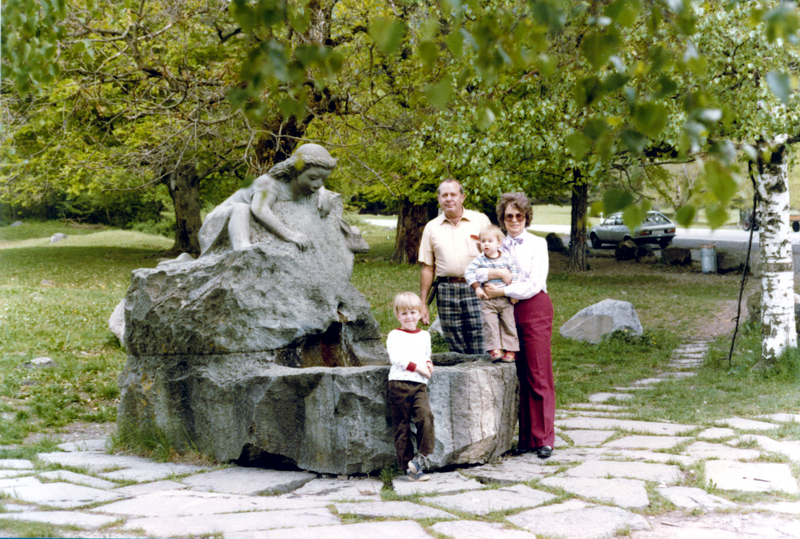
199,143,344,255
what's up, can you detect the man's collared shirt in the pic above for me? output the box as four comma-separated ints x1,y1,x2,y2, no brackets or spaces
419,209,491,277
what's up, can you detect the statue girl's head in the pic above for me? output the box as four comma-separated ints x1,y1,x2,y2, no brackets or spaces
269,144,337,184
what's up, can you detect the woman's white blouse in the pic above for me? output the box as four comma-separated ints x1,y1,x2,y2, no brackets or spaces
500,232,549,300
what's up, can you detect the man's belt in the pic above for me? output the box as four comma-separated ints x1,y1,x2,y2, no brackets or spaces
427,276,467,306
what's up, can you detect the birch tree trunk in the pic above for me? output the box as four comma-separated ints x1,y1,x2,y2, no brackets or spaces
755,142,797,368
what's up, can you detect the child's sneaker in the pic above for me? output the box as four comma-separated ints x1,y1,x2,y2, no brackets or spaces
489,349,503,362
501,350,516,363
407,453,431,481
407,468,431,481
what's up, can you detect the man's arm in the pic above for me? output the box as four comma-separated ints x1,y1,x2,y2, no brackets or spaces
420,263,435,325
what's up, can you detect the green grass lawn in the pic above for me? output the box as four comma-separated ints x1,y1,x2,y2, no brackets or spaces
0,218,797,449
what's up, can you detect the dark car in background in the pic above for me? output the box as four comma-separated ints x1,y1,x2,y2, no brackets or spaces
589,211,676,249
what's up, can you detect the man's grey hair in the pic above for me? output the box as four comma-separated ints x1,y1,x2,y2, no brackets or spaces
438,178,464,195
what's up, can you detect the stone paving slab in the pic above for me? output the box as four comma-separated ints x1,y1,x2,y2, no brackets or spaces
561,429,613,447
588,392,634,403
429,484,556,515
0,470,31,479
715,417,781,431
528,448,598,464
629,513,800,539
684,441,760,461
2,503,33,513
508,502,650,539
392,471,483,496
113,480,187,496
565,403,629,411
557,410,633,418
0,511,121,529
461,458,552,485
587,448,695,466
631,378,664,386
432,520,538,538
122,508,339,536
99,462,208,482
656,486,735,511
539,476,649,508
91,488,329,517
737,435,800,462
181,466,316,495
562,460,681,483
239,520,432,539
37,452,157,471
0,476,43,490
0,459,33,469
657,372,697,379
57,439,108,452
705,460,798,493
758,413,800,423
697,428,736,440
276,477,383,501
38,470,118,490
753,501,800,514
556,417,697,435
334,500,455,520
0,480,124,508
603,435,690,451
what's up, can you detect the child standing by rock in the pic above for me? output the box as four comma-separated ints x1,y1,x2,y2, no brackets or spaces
386,292,435,481
465,225,520,362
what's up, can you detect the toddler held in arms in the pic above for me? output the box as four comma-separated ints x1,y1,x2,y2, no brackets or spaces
464,225,520,362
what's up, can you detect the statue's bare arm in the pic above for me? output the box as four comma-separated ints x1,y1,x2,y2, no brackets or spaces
250,187,311,251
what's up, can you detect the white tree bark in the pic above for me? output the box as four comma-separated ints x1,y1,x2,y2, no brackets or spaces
756,142,797,365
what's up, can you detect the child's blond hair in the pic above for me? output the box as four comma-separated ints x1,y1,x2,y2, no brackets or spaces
480,224,506,243
393,291,422,315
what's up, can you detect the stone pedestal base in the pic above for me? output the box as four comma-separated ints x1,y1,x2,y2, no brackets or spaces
118,355,518,474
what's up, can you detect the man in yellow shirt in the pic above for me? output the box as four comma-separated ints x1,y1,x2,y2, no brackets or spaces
419,179,491,354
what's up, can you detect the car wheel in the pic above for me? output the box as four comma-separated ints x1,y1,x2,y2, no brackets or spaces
743,217,751,231
659,238,672,249
590,233,602,248
793,221,799,233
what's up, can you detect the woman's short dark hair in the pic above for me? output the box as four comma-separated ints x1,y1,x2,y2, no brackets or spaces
496,192,533,232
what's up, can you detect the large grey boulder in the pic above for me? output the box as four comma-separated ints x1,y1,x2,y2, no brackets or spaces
662,246,691,266
615,240,637,261
717,249,761,276
122,192,386,365
559,299,643,344
636,244,657,264
117,357,518,475
108,300,125,347
545,233,566,254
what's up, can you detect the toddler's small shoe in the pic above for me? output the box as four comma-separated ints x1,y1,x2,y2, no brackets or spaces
501,351,516,363
489,349,503,362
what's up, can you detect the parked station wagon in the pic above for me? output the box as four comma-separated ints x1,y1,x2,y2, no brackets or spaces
589,211,676,249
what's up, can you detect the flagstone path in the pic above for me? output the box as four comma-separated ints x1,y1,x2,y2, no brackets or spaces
1,341,799,538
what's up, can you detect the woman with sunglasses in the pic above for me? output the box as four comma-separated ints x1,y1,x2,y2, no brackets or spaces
482,192,555,459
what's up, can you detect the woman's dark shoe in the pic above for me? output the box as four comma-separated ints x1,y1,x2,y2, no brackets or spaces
537,446,553,459
512,446,533,456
